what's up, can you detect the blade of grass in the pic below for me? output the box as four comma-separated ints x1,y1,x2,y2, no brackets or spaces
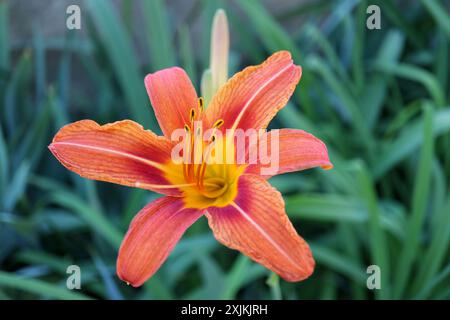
338,224,366,299
414,263,450,299
356,162,390,299
364,30,405,128
33,31,46,107
49,191,122,249
142,0,176,70
4,50,32,134
420,0,450,40
393,103,435,298
351,0,366,92
233,0,300,58
86,0,154,128
374,109,450,178
14,93,51,167
373,0,421,47
3,161,30,211
178,25,197,85
266,273,282,300
310,243,366,285
186,255,225,299
92,253,124,300
220,255,252,299
286,194,404,238
307,55,374,157
414,194,450,295
434,30,448,96
0,271,91,300
234,0,317,116
15,250,72,274
140,275,174,300
0,1,9,70
0,124,8,205
374,62,445,107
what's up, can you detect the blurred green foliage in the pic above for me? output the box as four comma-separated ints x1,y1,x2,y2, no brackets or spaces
0,0,450,300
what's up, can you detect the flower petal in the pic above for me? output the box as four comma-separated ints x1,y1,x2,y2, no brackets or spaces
145,67,199,137
206,174,314,282
117,197,203,287
205,51,301,132
245,129,333,178
49,119,181,196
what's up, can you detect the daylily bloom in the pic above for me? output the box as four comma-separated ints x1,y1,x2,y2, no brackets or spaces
49,51,332,287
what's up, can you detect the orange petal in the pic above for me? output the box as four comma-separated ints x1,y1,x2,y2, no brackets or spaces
205,51,301,132
245,129,333,178
117,197,203,287
145,67,199,137
206,174,314,282
49,119,181,196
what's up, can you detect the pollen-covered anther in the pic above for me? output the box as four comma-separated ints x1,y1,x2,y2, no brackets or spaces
212,119,224,129
198,97,204,111
189,108,196,123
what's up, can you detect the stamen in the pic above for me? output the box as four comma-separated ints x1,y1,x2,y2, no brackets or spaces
189,126,195,180
182,115,227,194
197,134,217,189
183,124,191,181
213,119,224,129
198,97,204,111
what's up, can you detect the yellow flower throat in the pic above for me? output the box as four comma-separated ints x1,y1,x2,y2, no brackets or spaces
165,98,243,209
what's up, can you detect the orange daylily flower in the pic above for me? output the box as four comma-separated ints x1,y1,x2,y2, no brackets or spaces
49,51,332,287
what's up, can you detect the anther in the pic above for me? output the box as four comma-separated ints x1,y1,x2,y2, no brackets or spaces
213,119,224,129
198,97,204,111
190,108,196,122
184,124,191,133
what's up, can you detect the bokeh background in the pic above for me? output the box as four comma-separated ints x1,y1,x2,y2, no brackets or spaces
1,0,450,300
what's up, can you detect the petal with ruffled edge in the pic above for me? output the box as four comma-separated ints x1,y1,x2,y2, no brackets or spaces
205,51,301,132
206,174,314,282
145,67,200,138
49,120,182,196
117,197,203,287
244,129,333,178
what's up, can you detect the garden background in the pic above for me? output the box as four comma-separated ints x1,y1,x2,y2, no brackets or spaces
1,0,450,299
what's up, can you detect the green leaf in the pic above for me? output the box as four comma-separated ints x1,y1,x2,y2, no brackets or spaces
3,161,30,211
142,0,176,70
310,243,366,285
266,273,282,300
0,1,9,70
374,109,450,178
234,0,301,58
178,25,197,85
0,271,92,300
374,62,445,107
356,163,390,299
86,0,155,129
286,194,404,238
220,255,265,299
0,124,8,203
414,195,450,296
394,103,435,298
421,0,450,40
307,55,374,154
49,191,123,249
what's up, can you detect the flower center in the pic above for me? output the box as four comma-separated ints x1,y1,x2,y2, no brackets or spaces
164,98,243,209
